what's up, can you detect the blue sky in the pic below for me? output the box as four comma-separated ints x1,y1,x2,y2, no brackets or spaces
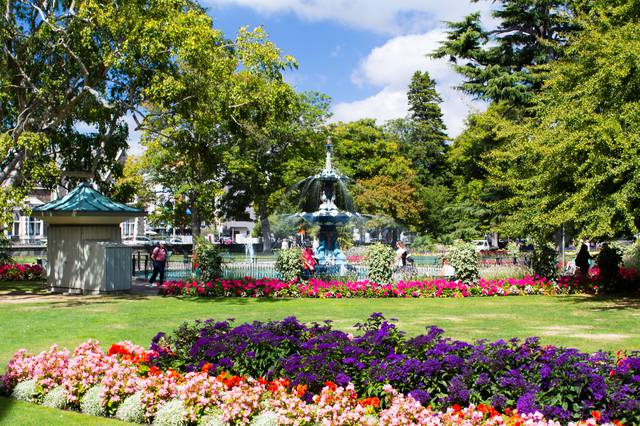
127,1,493,153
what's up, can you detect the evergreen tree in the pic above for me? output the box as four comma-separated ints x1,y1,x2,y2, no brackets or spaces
432,0,577,106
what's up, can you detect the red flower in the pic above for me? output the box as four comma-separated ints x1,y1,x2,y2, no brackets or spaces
323,381,337,391
107,344,131,357
592,411,601,421
452,404,462,412
358,397,380,408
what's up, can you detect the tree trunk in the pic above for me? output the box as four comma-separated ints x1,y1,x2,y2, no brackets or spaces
258,199,272,253
191,205,201,240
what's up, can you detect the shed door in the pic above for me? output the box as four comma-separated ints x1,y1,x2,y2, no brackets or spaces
63,227,83,289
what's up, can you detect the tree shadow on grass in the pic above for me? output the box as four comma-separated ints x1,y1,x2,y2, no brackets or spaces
0,396,16,422
558,294,640,311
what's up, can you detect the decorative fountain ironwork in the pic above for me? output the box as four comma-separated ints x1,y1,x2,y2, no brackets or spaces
295,139,366,272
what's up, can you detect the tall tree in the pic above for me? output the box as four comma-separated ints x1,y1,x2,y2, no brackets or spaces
385,71,450,237
432,0,577,106
221,88,330,253
330,120,425,232
491,3,640,240
0,0,215,224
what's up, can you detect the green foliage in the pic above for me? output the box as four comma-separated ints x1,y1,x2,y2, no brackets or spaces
275,248,303,282
386,71,449,189
412,235,436,253
623,241,640,271
330,120,425,231
365,243,395,284
529,242,558,279
194,240,223,282
507,242,520,258
432,1,576,105
490,7,640,239
448,243,479,283
1,0,219,214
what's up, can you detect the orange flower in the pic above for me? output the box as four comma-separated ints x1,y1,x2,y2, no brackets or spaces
591,411,601,421
358,397,380,408
168,369,182,380
201,363,213,373
294,384,308,397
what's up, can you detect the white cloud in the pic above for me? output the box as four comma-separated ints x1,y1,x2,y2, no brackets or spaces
204,0,493,34
332,30,485,137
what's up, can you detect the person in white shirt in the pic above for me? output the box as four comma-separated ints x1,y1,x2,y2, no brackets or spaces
441,257,456,278
395,241,407,268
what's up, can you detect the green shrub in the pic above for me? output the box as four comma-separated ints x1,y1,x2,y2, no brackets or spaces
365,243,395,284
275,248,302,282
529,242,558,279
507,241,520,258
623,241,640,270
448,243,479,283
412,235,436,252
597,243,622,290
194,239,223,282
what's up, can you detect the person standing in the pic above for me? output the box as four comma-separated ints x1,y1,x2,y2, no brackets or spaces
575,243,592,279
149,242,168,286
302,245,316,275
395,241,408,268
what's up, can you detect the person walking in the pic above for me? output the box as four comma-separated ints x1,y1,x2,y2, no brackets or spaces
149,242,168,286
575,243,592,279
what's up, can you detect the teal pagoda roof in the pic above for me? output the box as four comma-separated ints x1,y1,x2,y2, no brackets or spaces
33,182,145,217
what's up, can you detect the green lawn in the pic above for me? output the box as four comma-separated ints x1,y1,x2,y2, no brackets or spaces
0,397,122,425
1,281,640,424
2,281,640,373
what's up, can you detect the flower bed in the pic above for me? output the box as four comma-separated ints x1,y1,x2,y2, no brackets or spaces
1,336,617,425
158,274,596,299
143,314,640,424
0,263,45,281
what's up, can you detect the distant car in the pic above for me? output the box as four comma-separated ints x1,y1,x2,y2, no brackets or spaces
167,237,184,245
122,236,152,246
472,239,491,252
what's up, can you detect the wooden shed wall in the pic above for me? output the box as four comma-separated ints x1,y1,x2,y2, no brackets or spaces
47,225,123,292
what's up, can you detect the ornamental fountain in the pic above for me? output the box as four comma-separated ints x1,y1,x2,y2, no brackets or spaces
295,139,366,272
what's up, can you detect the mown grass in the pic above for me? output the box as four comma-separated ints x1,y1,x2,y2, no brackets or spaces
0,396,122,425
2,281,640,372
1,281,640,423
